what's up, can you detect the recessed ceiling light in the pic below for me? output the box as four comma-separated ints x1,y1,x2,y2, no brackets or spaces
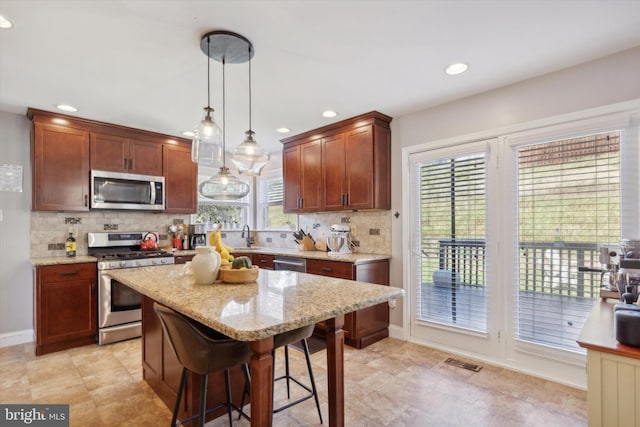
276,127,291,133
445,62,469,75
322,110,337,118
0,15,14,29
181,130,195,137
56,104,78,112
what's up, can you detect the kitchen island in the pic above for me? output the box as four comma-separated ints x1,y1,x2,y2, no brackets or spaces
107,264,403,426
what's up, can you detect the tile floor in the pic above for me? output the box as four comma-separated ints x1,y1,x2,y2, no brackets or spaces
0,337,587,426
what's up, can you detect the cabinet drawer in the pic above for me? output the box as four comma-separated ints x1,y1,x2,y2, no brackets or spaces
306,259,353,279
39,263,96,283
253,253,274,269
174,255,194,265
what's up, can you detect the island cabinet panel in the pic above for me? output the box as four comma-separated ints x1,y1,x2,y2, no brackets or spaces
90,133,163,176
31,123,90,211
281,110,392,213
141,295,248,423
34,263,97,355
306,258,390,348
163,142,198,213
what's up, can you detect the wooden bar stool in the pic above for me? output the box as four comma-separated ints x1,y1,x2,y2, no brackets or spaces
153,303,251,427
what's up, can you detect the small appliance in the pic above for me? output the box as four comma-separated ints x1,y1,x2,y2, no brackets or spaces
190,233,207,248
91,170,165,211
327,224,353,255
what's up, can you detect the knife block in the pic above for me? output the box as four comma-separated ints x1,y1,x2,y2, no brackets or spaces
299,236,316,251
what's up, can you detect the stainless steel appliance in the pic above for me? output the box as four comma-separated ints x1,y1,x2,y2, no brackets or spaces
88,231,174,345
190,234,207,248
91,170,165,211
274,256,306,272
327,224,353,255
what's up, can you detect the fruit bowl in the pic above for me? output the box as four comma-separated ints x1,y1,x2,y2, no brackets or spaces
218,265,259,284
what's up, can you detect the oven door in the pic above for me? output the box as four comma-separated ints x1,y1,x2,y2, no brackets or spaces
98,270,142,329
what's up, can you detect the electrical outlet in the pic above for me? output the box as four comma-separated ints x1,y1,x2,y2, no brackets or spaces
369,228,380,235
266,237,273,243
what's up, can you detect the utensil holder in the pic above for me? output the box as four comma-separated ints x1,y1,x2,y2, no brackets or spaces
299,236,316,251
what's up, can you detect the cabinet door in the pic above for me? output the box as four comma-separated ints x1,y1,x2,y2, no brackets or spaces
282,145,301,213
306,259,353,279
32,123,90,211
90,132,129,172
129,139,163,176
299,139,323,212
164,143,197,213
344,125,374,210
322,133,347,211
253,253,274,270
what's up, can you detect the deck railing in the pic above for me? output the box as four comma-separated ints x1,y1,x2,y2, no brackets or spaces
428,239,601,299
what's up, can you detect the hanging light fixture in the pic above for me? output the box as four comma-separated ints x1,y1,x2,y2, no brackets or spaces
231,44,270,176
191,35,223,166
198,31,251,200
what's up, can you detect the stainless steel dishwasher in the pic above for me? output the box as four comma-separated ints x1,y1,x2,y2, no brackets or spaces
273,256,306,272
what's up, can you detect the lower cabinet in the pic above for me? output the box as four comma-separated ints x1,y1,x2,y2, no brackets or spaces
141,295,247,422
34,263,97,355
253,253,274,270
174,254,194,265
306,258,390,349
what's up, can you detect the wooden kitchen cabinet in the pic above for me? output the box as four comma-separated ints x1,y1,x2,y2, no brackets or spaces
28,108,196,213
306,258,390,348
34,263,97,355
253,253,275,270
281,111,391,213
163,142,198,213
90,132,163,176
31,122,90,211
282,139,323,213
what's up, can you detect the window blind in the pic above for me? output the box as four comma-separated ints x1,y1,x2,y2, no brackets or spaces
416,154,487,332
515,131,620,351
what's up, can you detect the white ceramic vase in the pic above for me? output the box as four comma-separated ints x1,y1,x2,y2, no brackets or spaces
191,247,221,285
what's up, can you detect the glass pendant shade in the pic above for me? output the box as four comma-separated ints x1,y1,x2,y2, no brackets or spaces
191,107,223,166
199,167,250,200
231,130,270,176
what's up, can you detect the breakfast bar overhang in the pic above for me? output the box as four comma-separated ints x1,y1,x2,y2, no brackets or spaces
106,264,404,426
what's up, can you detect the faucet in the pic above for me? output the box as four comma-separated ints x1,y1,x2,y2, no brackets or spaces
241,224,254,248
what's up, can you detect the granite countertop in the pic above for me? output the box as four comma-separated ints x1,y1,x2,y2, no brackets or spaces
106,264,403,342
30,256,98,266
173,247,390,264
577,300,640,360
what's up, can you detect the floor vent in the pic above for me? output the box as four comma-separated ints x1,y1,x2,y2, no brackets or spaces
445,357,482,372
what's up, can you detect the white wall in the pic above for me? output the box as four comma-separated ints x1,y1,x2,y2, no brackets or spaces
0,112,32,346
388,46,640,329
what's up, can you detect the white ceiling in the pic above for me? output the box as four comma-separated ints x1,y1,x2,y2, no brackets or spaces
1,0,639,156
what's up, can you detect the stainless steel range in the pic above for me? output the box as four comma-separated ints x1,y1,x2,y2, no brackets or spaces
88,231,174,345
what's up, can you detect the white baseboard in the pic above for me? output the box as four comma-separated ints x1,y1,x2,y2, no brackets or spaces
388,324,405,340
0,329,34,348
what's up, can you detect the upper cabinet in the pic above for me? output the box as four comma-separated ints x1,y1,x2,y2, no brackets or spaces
163,142,197,214
281,111,392,213
90,133,163,176
31,122,90,211
28,108,194,212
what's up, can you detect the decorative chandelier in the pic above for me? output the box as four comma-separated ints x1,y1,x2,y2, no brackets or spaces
231,43,270,176
197,31,252,200
191,35,222,167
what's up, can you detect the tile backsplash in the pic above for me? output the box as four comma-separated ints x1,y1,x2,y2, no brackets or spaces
30,210,392,258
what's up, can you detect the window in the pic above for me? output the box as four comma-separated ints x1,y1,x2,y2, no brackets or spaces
195,171,251,227
411,143,489,333
257,169,297,230
514,131,621,351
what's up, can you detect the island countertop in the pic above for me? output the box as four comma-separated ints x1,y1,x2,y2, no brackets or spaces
106,264,403,342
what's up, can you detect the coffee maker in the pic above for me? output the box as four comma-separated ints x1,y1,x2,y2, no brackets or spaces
188,224,207,248
326,224,353,255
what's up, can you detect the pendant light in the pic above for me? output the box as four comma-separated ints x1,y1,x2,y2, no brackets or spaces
231,44,270,176
198,32,251,200
191,35,223,166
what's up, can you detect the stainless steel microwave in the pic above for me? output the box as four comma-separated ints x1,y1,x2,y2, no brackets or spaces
91,170,165,211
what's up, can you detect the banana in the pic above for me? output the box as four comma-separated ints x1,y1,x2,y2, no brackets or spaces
208,226,233,263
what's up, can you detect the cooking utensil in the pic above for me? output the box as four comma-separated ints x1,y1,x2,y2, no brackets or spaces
140,232,159,251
